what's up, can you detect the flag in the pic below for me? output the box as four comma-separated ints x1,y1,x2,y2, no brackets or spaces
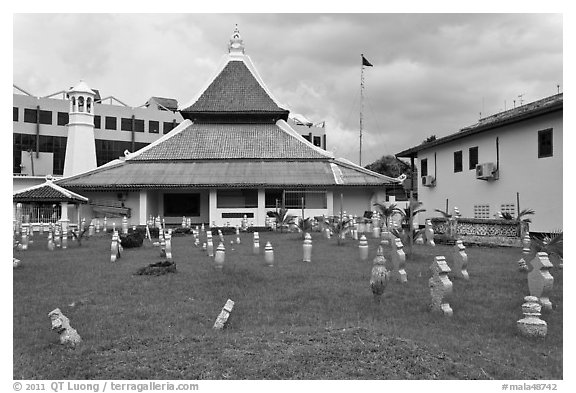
362,55,373,67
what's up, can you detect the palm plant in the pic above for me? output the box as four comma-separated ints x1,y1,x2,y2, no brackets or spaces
373,202,404,229
531,231,563,259
392,200,426,254
327,215,353,245
294,217,314,238
268,208,296,233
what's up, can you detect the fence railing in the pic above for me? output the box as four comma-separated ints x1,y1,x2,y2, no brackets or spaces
16,205,61,224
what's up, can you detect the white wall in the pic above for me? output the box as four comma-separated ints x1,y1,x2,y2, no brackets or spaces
416,111,562,233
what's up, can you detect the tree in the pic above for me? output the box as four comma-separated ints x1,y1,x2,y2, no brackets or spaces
365,155,412,178
373,202,404,229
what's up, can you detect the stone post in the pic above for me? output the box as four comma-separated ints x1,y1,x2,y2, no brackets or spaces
165,232,172,261
303,233,312,263
527,252,554,311
453,240,469,280
391,238,407,283
253,232,260,254
264,241,274,267
370,246,389,303
358,235,369,261
517,296,547,338
429,256,453,316
213,299,235,329
214,243,225,269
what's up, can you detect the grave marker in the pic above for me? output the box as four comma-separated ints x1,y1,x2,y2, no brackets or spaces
517,233,531,272
358,235,369,261
236,227,241,244
111,232,120,262
95,219,101,233
253,232,260,254
527,252,554,311
391,238,407,283
122,216,128,235
517,296,547,338
103,217,108,232
424,219,435,246
165,232,173,261
370,246,389,303
207,232,214,257
303,233,312,262
48,308,81,346
213,299,235,329
453,240,469,280
47,231,55,251
264,241,274,266
214,242,225,269
429,256,453,316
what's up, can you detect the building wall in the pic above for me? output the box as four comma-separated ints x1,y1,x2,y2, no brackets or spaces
13,93,183,176
332,187,381,218
416,111,562,233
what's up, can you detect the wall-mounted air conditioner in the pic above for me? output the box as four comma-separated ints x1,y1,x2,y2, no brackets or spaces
421,175,436,187
476,162,498,180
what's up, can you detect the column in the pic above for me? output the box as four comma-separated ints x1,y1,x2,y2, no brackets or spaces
326,190,334,216
60,202,69,233
257,189,266,226
139,190,148,225
209,189,218,227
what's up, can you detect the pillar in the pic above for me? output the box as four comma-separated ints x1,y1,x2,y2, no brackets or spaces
60,202,69,233
257,189,265,226
209,189,218,227
139,190,148,225
326,190,334,216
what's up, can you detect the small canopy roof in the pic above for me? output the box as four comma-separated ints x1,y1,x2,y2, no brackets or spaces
13,177,89,204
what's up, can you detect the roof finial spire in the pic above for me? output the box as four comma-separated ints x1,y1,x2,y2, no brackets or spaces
228,24,245,55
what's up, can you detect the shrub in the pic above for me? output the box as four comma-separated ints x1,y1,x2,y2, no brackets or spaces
120,231,144,248
135,261,177,276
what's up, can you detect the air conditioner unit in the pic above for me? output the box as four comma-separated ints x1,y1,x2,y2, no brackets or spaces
421,175,436,187
476,162,498,180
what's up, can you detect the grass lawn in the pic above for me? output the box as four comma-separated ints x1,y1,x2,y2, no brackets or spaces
13,230,563,380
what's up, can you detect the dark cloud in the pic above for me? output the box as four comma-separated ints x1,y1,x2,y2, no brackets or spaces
13,13,562,165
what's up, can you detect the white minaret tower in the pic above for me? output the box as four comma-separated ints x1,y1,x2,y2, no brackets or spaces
63,80,97,177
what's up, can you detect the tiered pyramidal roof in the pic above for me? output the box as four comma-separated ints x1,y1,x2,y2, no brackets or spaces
57,27,396,190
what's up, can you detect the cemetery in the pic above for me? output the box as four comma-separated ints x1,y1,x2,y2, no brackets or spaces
12,213,563,380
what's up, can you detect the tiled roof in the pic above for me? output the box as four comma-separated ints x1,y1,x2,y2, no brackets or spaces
147,97,178,111
13,180,89,203
130,123,329,160
180,61,287,113
397,93,563,157
57,160,394,189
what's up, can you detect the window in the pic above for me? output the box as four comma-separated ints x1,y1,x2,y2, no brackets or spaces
163,121,176,134
134,119,145,133
313,136,321,147
13,107,18,122
94,115,101,129
121,118,133,131
149,120,160,133
474,204,490,219
38,110,52,125
302,134,311,142
469,146,478,170
24,108,37,123
163,193,200,216
265,190,283,209
453,150,463,173
105,116,117,130
538,128,553,158
420,158,428,177
78,96,84,112
86,97,92,113
57,112,69,126
217,190,258,208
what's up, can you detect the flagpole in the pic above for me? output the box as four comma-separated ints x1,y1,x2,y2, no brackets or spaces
360,54,364,167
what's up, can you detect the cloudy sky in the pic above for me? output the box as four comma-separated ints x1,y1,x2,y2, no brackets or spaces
13,12,563,166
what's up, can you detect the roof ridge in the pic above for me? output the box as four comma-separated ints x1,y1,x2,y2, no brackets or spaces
126,120,192,161
276,119,334,159
333,157,400,182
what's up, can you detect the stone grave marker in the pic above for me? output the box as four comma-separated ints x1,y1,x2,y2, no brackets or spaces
324,227,331,239
103,217,108,232
47,231,55,251
122,216,128,235
303,233,312,262
214,242,225,269
527,252,554,311
182,216,186,228
213,299,235,329
21,227,29,250
160,231,167,258
165,232,173,261
218,229,224,243
358,235,369,261
424,219,435,246
264,241,274,266
80,218,86,232
88,223,95,237
517,232,531,272
370,246,389,303
54,225,61,248
111,232,120,262
453,240,469,280
95,219,101,233
517,296,547,338
253,232,260,254
429,256,453,316
390,238,407,283
235,227,241,244
48,308,81,346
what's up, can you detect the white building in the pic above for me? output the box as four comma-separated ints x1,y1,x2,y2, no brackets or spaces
396,93,562,234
